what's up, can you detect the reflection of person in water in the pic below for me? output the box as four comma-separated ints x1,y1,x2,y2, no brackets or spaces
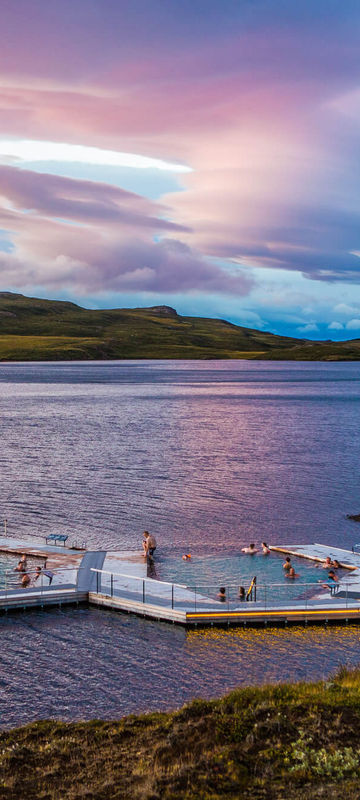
147,558,158,580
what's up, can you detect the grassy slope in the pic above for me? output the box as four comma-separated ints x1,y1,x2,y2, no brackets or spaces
2,667,360,799
0,292,359,360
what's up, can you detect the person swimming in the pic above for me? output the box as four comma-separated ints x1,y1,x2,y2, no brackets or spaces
285,567,299,579
283,557,292,571
322,556,334,569
15,555,27,572
21,573,30,587
241,543,258,554
262,542,270,554
217,587,226,602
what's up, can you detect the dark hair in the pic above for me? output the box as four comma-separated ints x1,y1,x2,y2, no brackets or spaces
262,542,267,547
250,543,255,548
219,587,225,593
328,570,335,577
286,556,291,562
239,586,245,597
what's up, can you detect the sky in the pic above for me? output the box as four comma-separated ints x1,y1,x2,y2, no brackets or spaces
0,0,360,339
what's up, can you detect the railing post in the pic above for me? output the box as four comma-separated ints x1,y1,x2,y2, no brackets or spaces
171,583,174,609
96,570,99,594
143,580,145,604
111,573,113,597
195,586,197,612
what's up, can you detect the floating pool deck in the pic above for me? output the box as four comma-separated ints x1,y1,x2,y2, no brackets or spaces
2,538,360,627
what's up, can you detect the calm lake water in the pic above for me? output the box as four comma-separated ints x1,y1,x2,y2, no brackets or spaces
1,359,360,728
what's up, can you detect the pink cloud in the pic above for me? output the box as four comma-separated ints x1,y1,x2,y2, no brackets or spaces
0,1,359,292
0,165,252,295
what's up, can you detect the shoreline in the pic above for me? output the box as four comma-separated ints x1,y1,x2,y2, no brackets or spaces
2,667,360,799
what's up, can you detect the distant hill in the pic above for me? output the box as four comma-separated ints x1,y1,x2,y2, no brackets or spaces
0,292,359,361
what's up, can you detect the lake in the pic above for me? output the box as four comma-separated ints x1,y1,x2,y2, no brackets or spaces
1,359,360,728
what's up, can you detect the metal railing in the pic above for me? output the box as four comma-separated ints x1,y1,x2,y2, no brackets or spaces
0,566,84,600
90,568,358,613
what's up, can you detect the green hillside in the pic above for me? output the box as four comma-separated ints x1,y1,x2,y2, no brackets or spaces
2,666,360,799
0,291,359,360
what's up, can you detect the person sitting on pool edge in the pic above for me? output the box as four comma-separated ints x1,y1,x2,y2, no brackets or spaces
320,570,339,590
34,565,55,585
283,556,292,571
217,587,226,602
241,543,258,554
142,531,157,558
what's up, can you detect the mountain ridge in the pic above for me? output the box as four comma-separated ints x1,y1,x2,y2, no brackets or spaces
0,292,359,361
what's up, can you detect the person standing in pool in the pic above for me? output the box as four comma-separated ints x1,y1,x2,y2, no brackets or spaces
283,557,292,571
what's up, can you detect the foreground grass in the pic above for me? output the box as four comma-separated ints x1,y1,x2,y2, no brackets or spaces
3,667,360,799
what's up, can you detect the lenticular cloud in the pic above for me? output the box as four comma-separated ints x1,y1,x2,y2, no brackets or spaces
0,165,252,296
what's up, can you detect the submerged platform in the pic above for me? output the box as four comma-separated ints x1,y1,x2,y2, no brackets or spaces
269,543,360,570
2,539,360,627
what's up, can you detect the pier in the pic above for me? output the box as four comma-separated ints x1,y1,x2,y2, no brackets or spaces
2,538,360,627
